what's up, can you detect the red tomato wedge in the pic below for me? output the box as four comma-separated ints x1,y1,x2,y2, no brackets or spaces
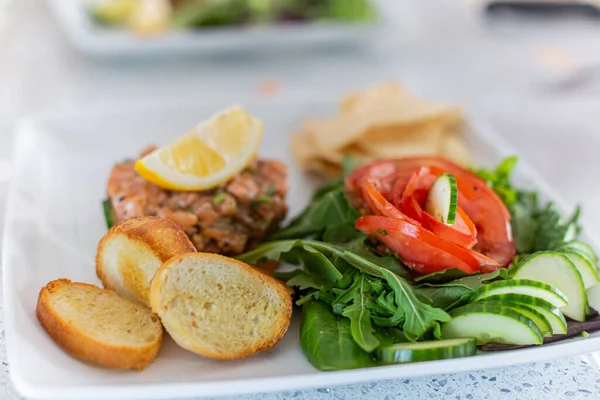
421,207,478,249
355,216,498,274
346,157,516,267
361,180,412,221
396,167,478,248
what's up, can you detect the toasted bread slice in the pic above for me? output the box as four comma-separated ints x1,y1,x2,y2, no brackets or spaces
150,253,292,360
36,279,163,370
96,216,196,306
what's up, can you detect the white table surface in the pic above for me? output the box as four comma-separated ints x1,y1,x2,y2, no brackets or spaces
4,0,600,398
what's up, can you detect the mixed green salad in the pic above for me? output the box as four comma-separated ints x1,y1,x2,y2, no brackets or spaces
238,156,600,371
91,0,375,33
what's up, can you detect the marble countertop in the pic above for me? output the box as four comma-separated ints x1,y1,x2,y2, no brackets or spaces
4,0,600,398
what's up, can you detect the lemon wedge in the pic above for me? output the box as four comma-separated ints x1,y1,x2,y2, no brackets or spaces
135,106,263,191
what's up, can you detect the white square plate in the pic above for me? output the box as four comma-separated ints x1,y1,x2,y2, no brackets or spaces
47,0,383,58
4,95,600,400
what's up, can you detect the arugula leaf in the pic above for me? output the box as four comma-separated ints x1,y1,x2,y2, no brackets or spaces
340,274,380,352
239,240,343,283
322,223,364,243
297,245,345,283
413,268,470,284
371,291,405,327
414,269,508,310
332,271,362,305
343,252,451,341
270,187,360,241
339,237,411,279
287,272,323,290
240,239,449,342
474,156,518,206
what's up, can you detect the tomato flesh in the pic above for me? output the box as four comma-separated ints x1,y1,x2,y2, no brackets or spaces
396,166,478,248
355,216,482,274
346,156,516,267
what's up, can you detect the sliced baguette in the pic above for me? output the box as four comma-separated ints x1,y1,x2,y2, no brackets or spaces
150,253,292,360
96,216,196,306
36,279,163,370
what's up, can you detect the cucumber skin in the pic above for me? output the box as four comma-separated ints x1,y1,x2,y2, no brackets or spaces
478,301,552,337
425,173,458,225
472,293,567,335
443,303,543,345
512,251,588,322
562,241,598,265
563,251,599,289
376,338,477,364
470,278,568,307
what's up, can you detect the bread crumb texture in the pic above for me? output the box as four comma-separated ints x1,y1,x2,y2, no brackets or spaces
37,279,163,370
97,216,196,306
151,253,292,359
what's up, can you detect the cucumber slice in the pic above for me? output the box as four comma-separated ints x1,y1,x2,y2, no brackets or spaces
562,240,598,265
474,294,567,335
563,251,599,289
470,279,568,308
425,173,458,225
512,251,588,322
587,283,600,312
376,338,477,364
479,301,552,337
442,303,543,345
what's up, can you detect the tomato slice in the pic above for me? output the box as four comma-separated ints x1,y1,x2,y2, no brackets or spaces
355,216,488,274
421,206,478,249
347,157,516,266
395,167,478,248
361,180,412,221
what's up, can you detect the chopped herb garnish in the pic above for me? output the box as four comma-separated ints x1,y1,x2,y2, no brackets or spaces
258,195,272,204
582,330,590,338
376,229,388,236
250,196,271,211
212,192,226,204
214,220,233,228
265,186,278,196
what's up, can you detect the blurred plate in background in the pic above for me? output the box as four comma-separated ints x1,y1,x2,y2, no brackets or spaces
47,0,387,59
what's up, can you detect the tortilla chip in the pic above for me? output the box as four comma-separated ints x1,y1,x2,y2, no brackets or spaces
305,158,342,178
291,82,470,176
340,82,405,114
290,131,317,168
440,131,471,167
358,124,442,158
310,93,462,153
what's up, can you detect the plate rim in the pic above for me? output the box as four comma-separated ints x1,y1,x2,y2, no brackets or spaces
3,103,597,400
46,0,382,57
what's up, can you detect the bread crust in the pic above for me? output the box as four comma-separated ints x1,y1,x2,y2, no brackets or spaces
96,216,196,304
36,279,163,370
150,253,292,360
